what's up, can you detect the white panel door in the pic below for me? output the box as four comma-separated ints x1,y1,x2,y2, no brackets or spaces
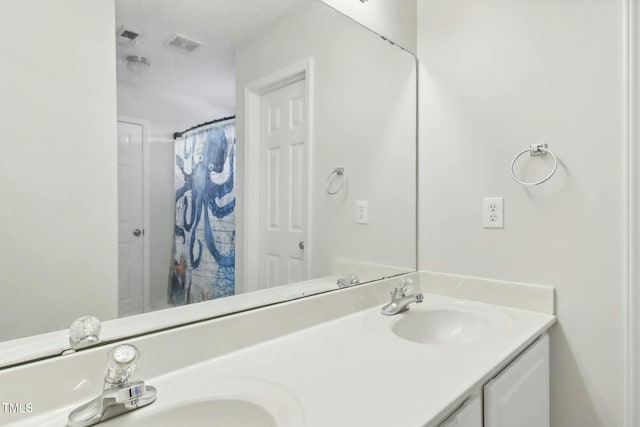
117,121,145,316
259,79,307,289
484,335,550,427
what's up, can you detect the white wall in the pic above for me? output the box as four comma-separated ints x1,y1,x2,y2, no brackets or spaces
417,1,624,426
0,0,118,340
235,1,417,289
145,139,176,311
320,0,417,54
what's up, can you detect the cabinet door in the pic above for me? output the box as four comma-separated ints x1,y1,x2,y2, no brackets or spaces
438,395,482,427
484,334,550,427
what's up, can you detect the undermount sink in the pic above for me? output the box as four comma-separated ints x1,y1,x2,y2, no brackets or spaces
365,298,510,346
393,308,502,345
97,376,304,427
111,399,277,427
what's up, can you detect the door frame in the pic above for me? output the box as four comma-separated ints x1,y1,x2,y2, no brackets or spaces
627,0,638,425
242,58,314,293
117,115,151,313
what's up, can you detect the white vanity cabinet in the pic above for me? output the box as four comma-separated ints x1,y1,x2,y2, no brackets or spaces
437,334,550,427
484,334,550,427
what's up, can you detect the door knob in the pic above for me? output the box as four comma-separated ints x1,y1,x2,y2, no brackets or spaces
133,229,143,237
298,241,305,250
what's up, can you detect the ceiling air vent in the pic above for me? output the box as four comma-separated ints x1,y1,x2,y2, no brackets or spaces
167,34,204,53
117,27,141,46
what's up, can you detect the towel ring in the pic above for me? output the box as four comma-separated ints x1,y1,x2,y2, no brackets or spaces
325,167,346,195
510,144,557,186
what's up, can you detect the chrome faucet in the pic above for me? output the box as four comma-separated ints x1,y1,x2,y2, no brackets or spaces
381,278,424,316
337,272,360,288
67,344,157,427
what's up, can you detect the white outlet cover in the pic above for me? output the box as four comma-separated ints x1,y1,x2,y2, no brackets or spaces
356,201,368,224
483,197,504,229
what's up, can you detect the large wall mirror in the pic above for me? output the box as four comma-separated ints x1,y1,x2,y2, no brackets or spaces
0,0,416,367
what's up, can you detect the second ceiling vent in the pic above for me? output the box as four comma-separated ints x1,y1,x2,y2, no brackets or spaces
167,34,204,53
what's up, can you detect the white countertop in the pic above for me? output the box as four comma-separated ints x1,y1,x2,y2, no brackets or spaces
164,295,554,426
8,295,553,427
1,272,556,427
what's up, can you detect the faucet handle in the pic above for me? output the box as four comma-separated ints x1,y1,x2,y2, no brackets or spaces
346,271,360,285
69,316,101,350
105,344,140,387
397,278,414,297
389,278,413,299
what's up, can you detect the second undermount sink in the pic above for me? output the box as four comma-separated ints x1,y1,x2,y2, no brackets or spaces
393,308,504,345
366,298,510,346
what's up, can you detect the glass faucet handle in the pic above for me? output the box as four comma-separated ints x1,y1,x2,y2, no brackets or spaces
398,278,414,296
346,272,360,284
105,344,140,386
69,316,101,349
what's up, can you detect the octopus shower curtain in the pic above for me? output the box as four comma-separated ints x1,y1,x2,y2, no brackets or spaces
169,121,236,305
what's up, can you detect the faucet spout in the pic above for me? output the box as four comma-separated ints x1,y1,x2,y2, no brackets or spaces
381,292,424,316
381,278,423,315
337,272,360,288
68,382,157,427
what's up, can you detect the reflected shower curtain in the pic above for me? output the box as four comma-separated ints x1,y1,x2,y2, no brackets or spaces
169,121,236,305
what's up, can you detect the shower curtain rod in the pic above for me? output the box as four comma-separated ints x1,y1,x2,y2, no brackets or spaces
173,115,236,139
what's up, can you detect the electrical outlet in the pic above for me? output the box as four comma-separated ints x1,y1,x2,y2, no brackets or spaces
483,197,504,229
356,201,368,224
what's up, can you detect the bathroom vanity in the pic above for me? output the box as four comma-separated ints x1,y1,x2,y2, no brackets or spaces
0,272,554,427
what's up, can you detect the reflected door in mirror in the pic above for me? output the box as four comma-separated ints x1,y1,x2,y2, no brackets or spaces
117,121,145,316
259,79,307,289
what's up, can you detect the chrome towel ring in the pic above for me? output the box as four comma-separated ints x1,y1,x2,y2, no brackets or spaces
510,143,557,186
325,167,346,195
